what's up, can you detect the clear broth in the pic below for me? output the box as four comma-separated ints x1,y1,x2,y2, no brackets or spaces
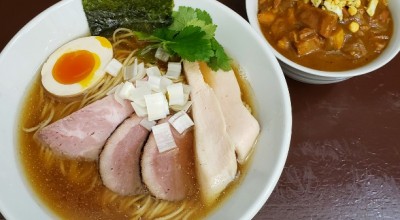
18,65,256,219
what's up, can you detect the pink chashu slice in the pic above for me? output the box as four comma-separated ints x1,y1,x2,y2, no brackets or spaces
35,95,134,161
141,117,196,201
99,114,149,195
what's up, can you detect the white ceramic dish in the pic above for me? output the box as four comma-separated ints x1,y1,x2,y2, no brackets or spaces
246,0,400,84
0,0,292,219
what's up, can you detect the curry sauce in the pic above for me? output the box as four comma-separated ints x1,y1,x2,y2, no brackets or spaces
258,0,393,71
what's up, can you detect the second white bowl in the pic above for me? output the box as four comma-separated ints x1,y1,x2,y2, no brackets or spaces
246,0,400,84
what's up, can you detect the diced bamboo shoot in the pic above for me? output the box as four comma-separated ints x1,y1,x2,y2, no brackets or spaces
366,0,379,17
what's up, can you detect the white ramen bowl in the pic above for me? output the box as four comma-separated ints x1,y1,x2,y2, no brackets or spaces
246,0,400,84
0,0,292,219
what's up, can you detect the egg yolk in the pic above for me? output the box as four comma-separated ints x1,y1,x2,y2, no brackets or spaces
52,50,96,85
95,36,112,49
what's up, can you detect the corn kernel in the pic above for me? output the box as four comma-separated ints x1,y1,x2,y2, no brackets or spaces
349,21,360,33
355,0,361,7
348,6,357,16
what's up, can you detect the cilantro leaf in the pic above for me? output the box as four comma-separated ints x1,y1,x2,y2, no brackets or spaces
170,6,197,31
195,8,213,24
152,28,179,41
168,26,213,62
207,38,232,71
186,20,217,39
133,6,231,71
170,6,215,33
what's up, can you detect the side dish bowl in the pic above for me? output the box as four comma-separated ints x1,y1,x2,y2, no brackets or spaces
0,0,291,219
246,0,400,84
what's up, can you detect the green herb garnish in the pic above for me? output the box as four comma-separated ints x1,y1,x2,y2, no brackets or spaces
82,0,231,71
135,6,232,71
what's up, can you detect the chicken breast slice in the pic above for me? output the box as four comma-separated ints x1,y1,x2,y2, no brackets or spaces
34,95,134,160
141,117,195,201
99,114,149,196
183,61,237,205
199,63,260,164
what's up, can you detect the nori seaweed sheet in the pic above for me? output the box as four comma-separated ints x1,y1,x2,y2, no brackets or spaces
82,0,174,36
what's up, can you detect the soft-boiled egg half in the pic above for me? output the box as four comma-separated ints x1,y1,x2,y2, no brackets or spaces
41,36,113,97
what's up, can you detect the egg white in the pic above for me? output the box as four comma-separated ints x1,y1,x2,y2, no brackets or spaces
41,36,113,97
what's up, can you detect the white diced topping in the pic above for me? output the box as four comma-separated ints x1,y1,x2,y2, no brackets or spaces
130,62,146,81
148,76,173,94
167,83,185,106
113,84,125,105
155,47,170,62
131,102,148,117
170,105,184,112
105,58,123,77
146,66,162,77
135,98,147,108
181,100,193,113
145,93,169,121
163,95,170,115
127,86,152,103
182,84,191,94
135,80,150,89
109,61,192,122
124,58,139,81
168,111,185,124
152,122,176,153
169,83,191,111
183,93,190,103
106,83,122,95
148,75,162,92
133,58,139,74
139,118,156,131
165,62,182,79
160,77,173,93
170,100,192,112
118,81,135,100
169,111,194,134
123,63,135,81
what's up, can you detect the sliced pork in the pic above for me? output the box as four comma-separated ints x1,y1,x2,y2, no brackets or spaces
34,95,134,160
99,114,149,196
200,63,260,164
141,118,195,201
183,61,237,205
